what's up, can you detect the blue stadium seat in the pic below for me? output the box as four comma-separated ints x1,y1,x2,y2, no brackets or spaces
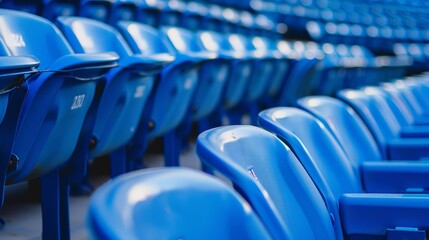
108,0,139,25
0,56,39,206
338,88,429,160
136,0,163,27
116,22,202,168
362,85,429,127
384,80,429,118
180,1,207,30
0,0,42,15
157,0,186,27
55,16,174,189
87,167,271,240
42,0,79,22
250,36,292,108
275,41,322,106
159,27,230,165
196,31,253,125
196,125,338,240
220,33,276,124
258,107,429,239
298,96,429,192
0,9,119,239
79,0,113,22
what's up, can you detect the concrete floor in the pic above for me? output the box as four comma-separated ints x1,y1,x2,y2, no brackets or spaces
0,142,201,240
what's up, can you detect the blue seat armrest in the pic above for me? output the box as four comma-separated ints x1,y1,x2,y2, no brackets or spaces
387,138,429,160
340,193,429,238
400,126,429,138
120,53,174,75
0,56,39,90
47,52,119,81
361,161,429,193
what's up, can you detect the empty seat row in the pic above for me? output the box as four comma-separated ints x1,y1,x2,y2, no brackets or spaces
87,74,429,239
0,7,383,239
0,0,283,39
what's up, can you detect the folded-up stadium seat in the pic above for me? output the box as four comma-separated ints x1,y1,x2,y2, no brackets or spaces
258,107,429,239
221,33,276,124
197,124,429,240
135,0,163,27
108,0,139,25
0,56,39,206
338,88,429,160
0,9,119,239
250,36,292,108
116,22,202,168
79,0,112,22
0,0,42,15
42,0,79,22
87,167,271,240
55,17,173,189
196,125,338,240
385,79,429,117
298,96,429,192
180,1,208,30
157,0,186,27
158,26,230,165
360,86,429,130
275,41,322,106
195,30,253,127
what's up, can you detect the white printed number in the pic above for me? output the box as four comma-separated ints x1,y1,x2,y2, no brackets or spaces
71,94,85,110
9,33,26,47
134,86,145,98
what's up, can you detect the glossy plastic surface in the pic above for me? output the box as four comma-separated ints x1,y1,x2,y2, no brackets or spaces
88,167,271,240
117,21,199,139
0,9,119,182
196,125,336,240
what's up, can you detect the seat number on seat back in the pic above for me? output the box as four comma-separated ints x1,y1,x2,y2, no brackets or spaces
134,85,145,98
71,94,85,110
8,33,26,47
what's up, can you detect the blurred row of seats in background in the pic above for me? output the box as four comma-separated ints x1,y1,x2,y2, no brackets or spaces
0,0,427,239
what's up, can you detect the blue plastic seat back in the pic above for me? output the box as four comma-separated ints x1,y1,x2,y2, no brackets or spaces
87,167,271,240
0,0,42,15
117,21,198,138
380,83,417,125
361,86,411,128
56,16,156,157
228,34,272,103
158,1,185,27
257,38,291,99
160,26,202,54
383,82,424,119
196,125,337,240
258,107,363,201
0,9,72,69
297,96,383,166
116,21,171,55
197,31,252,110
0,56,39,205
136,1,161,27
108,0,138,25
42,0,78,22
161,27,229,120
394,80,429,116
180,1,207,30
337,89,399,159
79,0,112,22
276,41,322,106
0,9,116,182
